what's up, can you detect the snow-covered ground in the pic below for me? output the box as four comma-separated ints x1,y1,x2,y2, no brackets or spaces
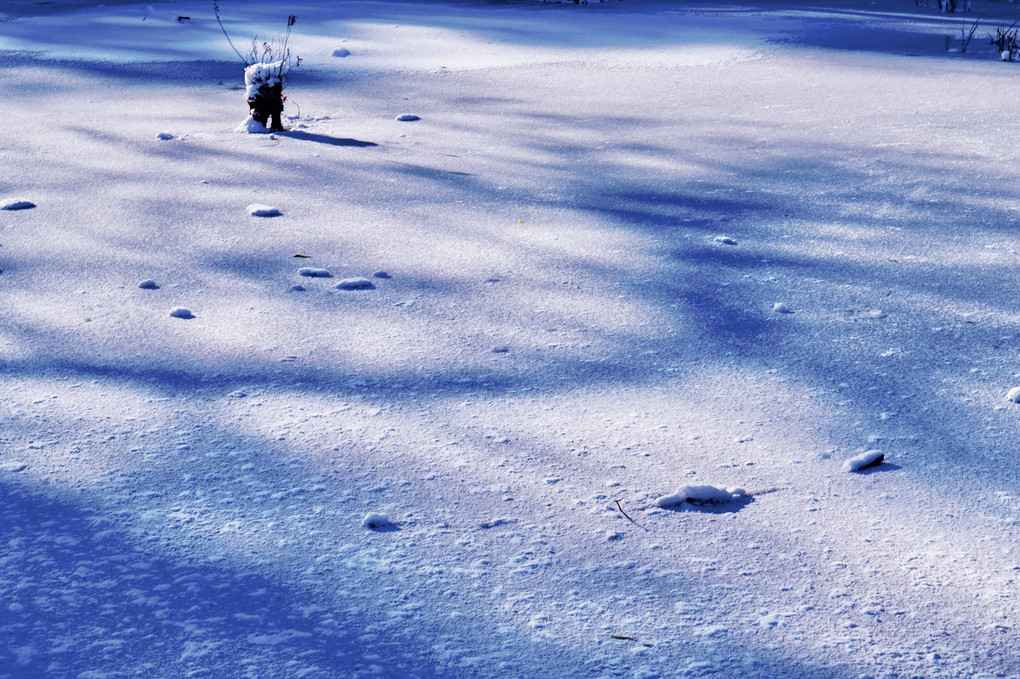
3,0,1020,676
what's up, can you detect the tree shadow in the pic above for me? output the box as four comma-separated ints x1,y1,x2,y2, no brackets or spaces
277,130,378,148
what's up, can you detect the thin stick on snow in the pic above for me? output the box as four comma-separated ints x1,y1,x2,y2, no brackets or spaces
614,499,650,531
213,1,249,65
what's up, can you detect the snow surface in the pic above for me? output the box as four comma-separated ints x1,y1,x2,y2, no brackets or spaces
3,0,1020,677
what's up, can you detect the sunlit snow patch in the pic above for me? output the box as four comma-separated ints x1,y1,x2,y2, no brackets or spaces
843,450,884,472
654,485,746,507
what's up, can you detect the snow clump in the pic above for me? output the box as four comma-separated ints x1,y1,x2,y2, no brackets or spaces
396,114,421,122
713,235,738,245
138,279,158,289
156,132,174,140
361,513,390,529
772,302,793,314
169,307,194,319
1004,386,1020,403
244,60,288,102
331,48,351,57
248,204,282,217
236,117,270,134
297,267,332,278
654,485,746,508
336,277,375,290
843,450,885,472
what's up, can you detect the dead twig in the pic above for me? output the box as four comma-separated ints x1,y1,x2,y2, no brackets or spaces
615,499,650,531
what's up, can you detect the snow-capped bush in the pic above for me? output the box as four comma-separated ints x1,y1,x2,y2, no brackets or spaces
654,485,746,508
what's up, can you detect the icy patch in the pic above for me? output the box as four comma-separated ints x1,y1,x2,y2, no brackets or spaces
235,117,271,134
361,512,390,529
331,48,351,57
655,485,746,507
336,277,375,290
169,307,194,319
844,450,884,472
713,235,738,245
396,114,421,122
248,204,282,217
1004,387,1020,403
2,200,35,211
297,267,332,278
138,279,158,289
772,302,793,314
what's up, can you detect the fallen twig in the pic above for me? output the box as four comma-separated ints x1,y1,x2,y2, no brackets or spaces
615,499,650,531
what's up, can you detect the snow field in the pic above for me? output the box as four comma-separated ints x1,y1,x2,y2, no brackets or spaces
3,0,1020,677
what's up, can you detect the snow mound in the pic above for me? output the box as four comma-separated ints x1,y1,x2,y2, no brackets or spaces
772,302,793,314
297,267,332,278
169,307,194,319
2,200,35,211
372,270,391,279
655,485,746,507
1005,387,1020,403
331,48,351,57
156,132,174,141
361,512,390,529
396,114,421,122
844,450,885,472
248,204,282,217
236,117,271,134
336,277,375,290
713,235,738,245
138,279,158,289
288,284,306,292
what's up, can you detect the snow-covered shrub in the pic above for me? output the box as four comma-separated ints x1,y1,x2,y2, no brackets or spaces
214,2,300,131
989,23,1019,61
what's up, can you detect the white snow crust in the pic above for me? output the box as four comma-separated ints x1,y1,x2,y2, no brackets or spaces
2,1,1020,677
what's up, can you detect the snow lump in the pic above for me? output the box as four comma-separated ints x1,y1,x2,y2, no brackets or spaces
248,204,282,217
654,485,746,508
2,200,36,211
843,450,885,472
361,513,390,529
336,277,375,290
1005,387,1020,403
169,307,194,319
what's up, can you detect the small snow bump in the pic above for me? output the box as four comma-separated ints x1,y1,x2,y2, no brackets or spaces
1005,387,1020,403
372,270,391,279
331,48,351,57
655,485,745,507
396,114,421,122
297,267,332,278
138,279,158,289
336,277,375,290
156,132,174,140
361,512,390,529
288,284,306,292
169,307,194,319
843,450,885,472
2,200,36,211
236,117,271,134
772,302,793,314
248,204,282,217
713,235,738,245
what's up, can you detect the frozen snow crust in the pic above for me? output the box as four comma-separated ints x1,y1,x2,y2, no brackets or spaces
2,0,1020,678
